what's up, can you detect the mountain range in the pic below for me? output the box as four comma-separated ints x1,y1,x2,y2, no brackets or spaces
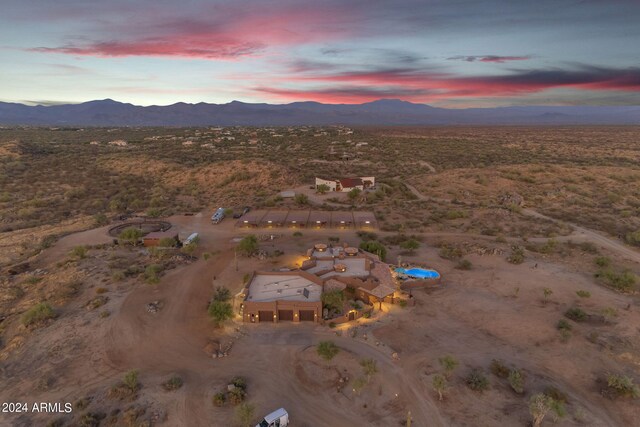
0,99,639,126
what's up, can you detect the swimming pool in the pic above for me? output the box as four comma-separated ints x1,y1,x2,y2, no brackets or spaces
395,267,440,279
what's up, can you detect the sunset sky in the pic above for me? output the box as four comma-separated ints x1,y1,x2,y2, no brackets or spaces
1,0,639,107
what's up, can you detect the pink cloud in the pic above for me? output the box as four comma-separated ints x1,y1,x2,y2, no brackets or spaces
28,4,353,60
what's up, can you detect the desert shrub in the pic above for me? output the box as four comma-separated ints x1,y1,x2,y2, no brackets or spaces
576,290,591,298
78,412,106,427
490,359,510,378
144,264,163,284
356,231,378,241
294,193,309,205
74,398,91,411
317,341,340,361
86,296,108,310
399,239,420,253
213,286,231,302
432,374,448,401
398,299,408,308
94,213,109,226
146,208,162,217
347,188,361,201
539,238,558,254
109,370,140,401
565,307,587,322
507,246,525,264
529,393,552,427
21,302,56,327
359,241,387,261
595,268,636,292
466,369,490,392
228,387,246,405
455,259,472,270
625,230,640,247
231,377,247,390
508,369,525,394
158,237,177,247
235,402,255,427
439,355,458,377
578,242,598,253
123,370,139,391
237,235,259,256
95,287,108,294
203,252,212,260
445,209,468,220
438,245,463,260
162,376,183,391
208,301,233,327
594,256,611,267
70,245,88,259
321,290,344,313
556,319,572,331
360,358,378,381
212,392,226,406
111,270,126,281
544,386,568,403
316,183,330,194
119,227,143,243
606,374,639,398
292,231,303,237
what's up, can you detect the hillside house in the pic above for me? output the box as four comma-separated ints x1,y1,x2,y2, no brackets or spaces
315,176,375,192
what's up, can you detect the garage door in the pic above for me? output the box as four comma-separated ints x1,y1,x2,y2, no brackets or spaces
258,311,274,322
299,310,315,321
278,310,293,321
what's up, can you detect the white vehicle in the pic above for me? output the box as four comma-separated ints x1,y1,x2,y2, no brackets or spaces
211,207,225,224
183,232,199,245
255,408,289,427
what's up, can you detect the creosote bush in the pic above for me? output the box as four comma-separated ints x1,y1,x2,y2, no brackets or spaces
466,369,490,392
21,302,56,327
317,341,340,361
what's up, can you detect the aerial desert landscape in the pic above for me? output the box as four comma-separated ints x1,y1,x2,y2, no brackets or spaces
0,125,638,426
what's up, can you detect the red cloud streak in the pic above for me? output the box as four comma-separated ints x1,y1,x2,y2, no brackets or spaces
255,67,640,103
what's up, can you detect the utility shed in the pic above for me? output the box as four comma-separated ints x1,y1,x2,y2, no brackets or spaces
143,230,178,247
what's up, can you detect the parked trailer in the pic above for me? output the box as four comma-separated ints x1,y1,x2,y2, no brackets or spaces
183,232,199,245
211,207,225,224
256,408,289,427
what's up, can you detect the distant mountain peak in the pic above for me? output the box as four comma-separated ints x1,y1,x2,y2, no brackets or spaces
0,99,638,126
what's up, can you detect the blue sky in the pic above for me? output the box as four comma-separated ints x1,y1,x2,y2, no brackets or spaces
1,0,639,107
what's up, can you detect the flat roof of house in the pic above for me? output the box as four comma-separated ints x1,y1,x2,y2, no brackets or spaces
340,177,363,188
285,210,310,223
319,257,368,278
246,272,322,302
234,210,377,229
308,210,331,223
144,230,178,239
353,211,377,223
237,210,267,225
260,210,288,224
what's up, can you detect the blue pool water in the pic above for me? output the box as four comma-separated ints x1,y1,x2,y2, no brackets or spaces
395,267,440,279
